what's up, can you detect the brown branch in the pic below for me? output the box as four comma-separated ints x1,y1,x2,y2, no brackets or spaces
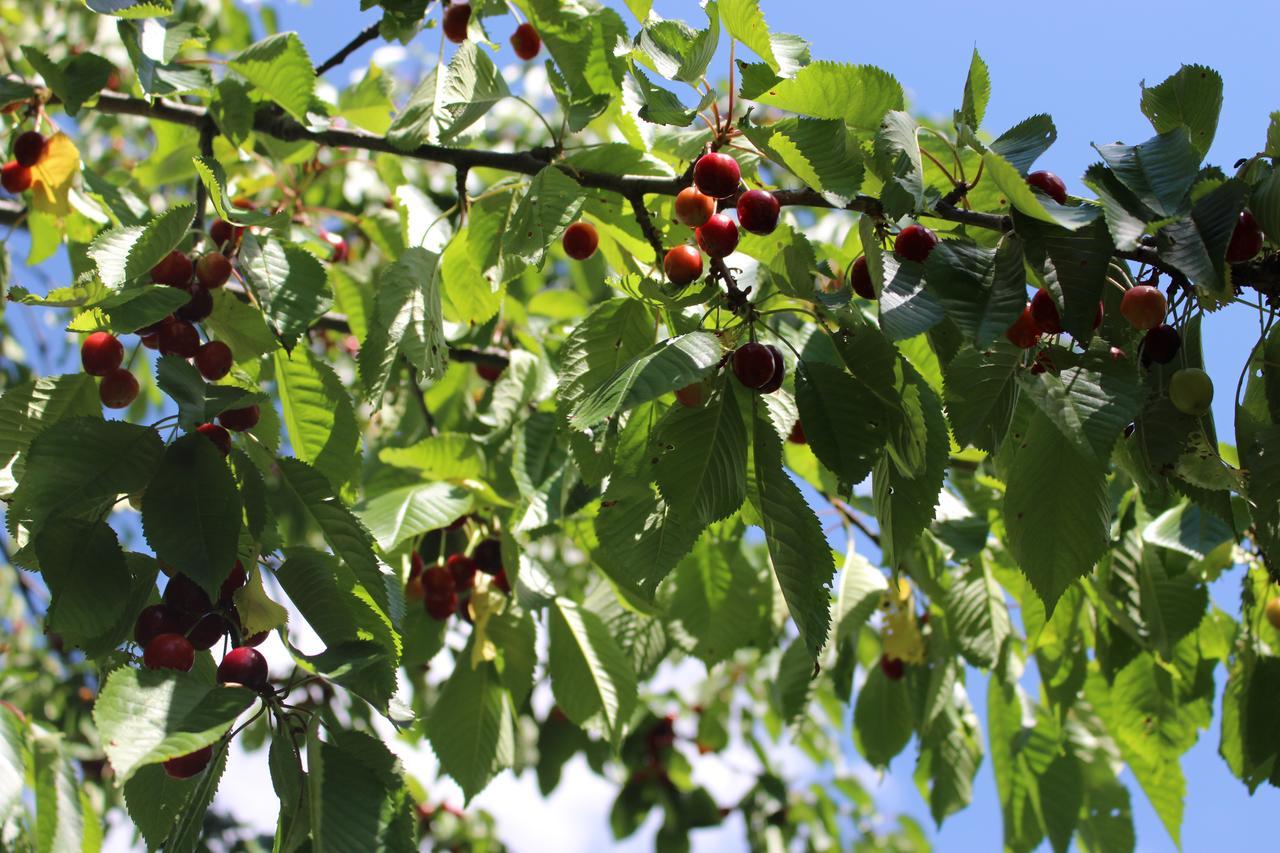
627,193,665,261
831,498,881,547
314,21,384,77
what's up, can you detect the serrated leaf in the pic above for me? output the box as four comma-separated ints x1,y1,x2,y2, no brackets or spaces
947,560,1011,668
794,361,887,485
89,204,194,288
0,375,100,498
569,332,721,429
86,0,173,18
359,247,448,399
32,733,84,853
749,61,902,131
502,167,588,269
833,547,887,644
854,664,913,767
426,653,515,802
873,110,924,219
924,235,1028,347
556,298,655,424
1093,129,1199,219
635,12,719,83
387,41,509,147
240,234,333,348
22,47,115,116
548,598,638,748
1142,501,1233,560
1155,177,1247,295
1005,409,1111,612
33,517,132,650
69,285,193,334
275,346,359,489
959,48,989,129
655,379,747,526
989,114,1057,175
192,156,290,230
983,151,1099,230
93,666,254,783
155,355,261,431
228,32,315,122
356,480,473,552
1140,64,1223,159
307,730,414,853
875,242,945,341
1016,216,1114,340
943,344,1020,453
738,116,863,203
141,433,242,600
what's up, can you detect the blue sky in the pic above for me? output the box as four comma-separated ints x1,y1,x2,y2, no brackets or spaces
11,1,1280,850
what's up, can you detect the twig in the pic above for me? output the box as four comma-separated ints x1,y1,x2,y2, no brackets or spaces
314,22,383,77
404,358,438,435
627,193,664,261
831,498,881,547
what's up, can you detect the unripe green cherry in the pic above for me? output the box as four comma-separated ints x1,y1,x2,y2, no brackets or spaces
1169,367,1213,416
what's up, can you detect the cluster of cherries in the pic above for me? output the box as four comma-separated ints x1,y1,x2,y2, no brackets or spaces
662,152,781,286
405,536,510,622
0,129,44,195
133,562,270,779
442,2,541,61
78,218,259,447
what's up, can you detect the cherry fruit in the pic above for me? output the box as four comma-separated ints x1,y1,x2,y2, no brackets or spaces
134,604,183,647
163,746,212,780
163,573,212,616
195,252,232,289
187,613,227,651
849,256,875,299
695,213,739,258
195,341,233,380
1226,210,1264,263
880,655,905,680
81,332,124,376
99,369,139,409
217,646,268,690
209,219,243,250
1026,170,1067,204
175,284,213,323
425,590,457,621
473,539,502,574
674,187,715,228
151,250,193,287
1004,304,1041,349
693,152,740,199
1169,367,1213,416
443,2,471,43
476,363,503,382
1120,285,1167,330
675,381,709,408
733,342,781,392
510,23,541,60
12,131,45,168
1029,289,1063,334
219,561,247,606
447,554,478,591
736,189,779,235
562,221,599,260
664,245,703,285
158,320,200,358
1,161,31,194
788,421,807,445
219,405,260,432
196,422,231,456
144,633,195,671
894,224,938,263
1141,324,1181,366
321,231,349,263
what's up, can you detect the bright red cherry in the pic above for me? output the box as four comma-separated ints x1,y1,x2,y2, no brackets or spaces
422,564,455,598
1004,304,1041,349
693,152,741,199
664,245,703,285
848,256,874,299
240,631,268,648
1026,170,1067,204
695,213,739,258
158,320,200,358
1120,285,1167,330
134,604,183,647
209,219,243,250
163,573,212,617
99,368,139,409
880,655,905,680
510,23,541,60
219,405,260,432
425,590,457,621
195,341,233,380
675,381,708,408
446,554,478,591
493,568,510,593
1141,324,1181,366
733,342,777,390
151,250,193,287
1,161,31,194
163,746,212,780
1226,210,1264,263
187,613,227,651
217,646,268,689
195,252,232,289
443,2,471,43
320,231,349,263
562,221,599,260
476,363,503,382
144,633,195,671
405,573,425,602
674,187,716,228
219,561,247,606
196,422,231,455
787,421,807,445
736,190,780,235
756,346,785,394
894,224,939,263
81,331,124,376
1029,289,1063,334
12,131,45,168
175,283,213,324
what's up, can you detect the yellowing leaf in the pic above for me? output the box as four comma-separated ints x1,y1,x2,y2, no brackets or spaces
29,132,80,216
880,577,926,663
468,577,508,669
233,560,289,636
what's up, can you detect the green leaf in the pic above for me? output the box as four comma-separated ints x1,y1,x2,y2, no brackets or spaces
916,682,984,824
1094,129,1199,219
275,346,359,489
794,361,886,485
667,531,775,665
156,355,261,431
0,707,24,821
119,19,210,97
86,0,173,18
0,374,100,498
873,110,924,220
32,733,85,853
359,247,449,399
93,666,254,783
548,598,638,748
595,476,704,600
209,79,254,146
502,167,588,269
833,547,887,644
983,151,1099,230
854,664,913,767
192,156,290,230
569,332,721,429
440,216,503,326
872,235,944,341
426,654,515,802
88,203,195,287
141,433,243,600
379,432,485,480
655,379,748,526
275,459,397,621
1140,64,1223,159
21,47,115,116
1155,177,1247,295
307,730,415,852
69,285,193,334
958,48,990,129
1142,501,1233,560
338,64,395,135
737,116,863,202
749,401,834,660
943,344,1020,453
1018,342,1143,464
1005,409,1111,612
750,61,903,131
240,234,333,348
387,41,509,147
946,560,1011,668
924,235,1027,347
1016,216,1114,340
556,298,655,424
9,416,161,533
719,0,809,75
628,64,715,126
229,32,315,121
204,288,279,360
356,480,473,552
989,114,1057,175
635,12,719,84
33,518,133,650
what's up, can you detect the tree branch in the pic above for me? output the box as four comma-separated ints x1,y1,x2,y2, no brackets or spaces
314,21,384,77
627,193,665,261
